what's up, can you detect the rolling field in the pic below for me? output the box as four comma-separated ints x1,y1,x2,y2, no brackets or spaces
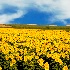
0,24,70,70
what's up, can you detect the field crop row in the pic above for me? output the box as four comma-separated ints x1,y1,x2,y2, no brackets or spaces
0,28,70,70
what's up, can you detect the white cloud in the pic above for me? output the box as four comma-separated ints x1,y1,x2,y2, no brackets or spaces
0,0,31,23
0,10,25,23
33,0,70,24
0,0,70,24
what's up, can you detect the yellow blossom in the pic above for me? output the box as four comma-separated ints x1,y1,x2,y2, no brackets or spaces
37,58,44,66
63,65,68,70
0,66,2,70
24,56,28,62
35,56,39,59
44,62,49,70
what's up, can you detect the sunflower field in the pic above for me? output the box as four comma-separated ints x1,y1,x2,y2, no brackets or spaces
0,28,70,70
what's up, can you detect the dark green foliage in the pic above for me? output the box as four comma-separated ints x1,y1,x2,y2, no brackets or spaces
5,24,70,31
0,52,10,70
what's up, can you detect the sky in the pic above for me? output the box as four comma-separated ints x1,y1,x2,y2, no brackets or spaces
0,0,70,26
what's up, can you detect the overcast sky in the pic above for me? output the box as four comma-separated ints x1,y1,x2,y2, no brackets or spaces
0,0,70,26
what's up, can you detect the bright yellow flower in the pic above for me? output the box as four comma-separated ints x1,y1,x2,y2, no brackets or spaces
10,62,13,67
5,56,9,60
9,54,14,59
35,56,39,59
44,62,49,70
37,58,44,66
47,53,52,58
11,59,16,64
27,55,33,61
0,66,2,70
24,48,27,55
24,56,28,62
58,59,63,65
19,56,22,60
63,65,68,70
